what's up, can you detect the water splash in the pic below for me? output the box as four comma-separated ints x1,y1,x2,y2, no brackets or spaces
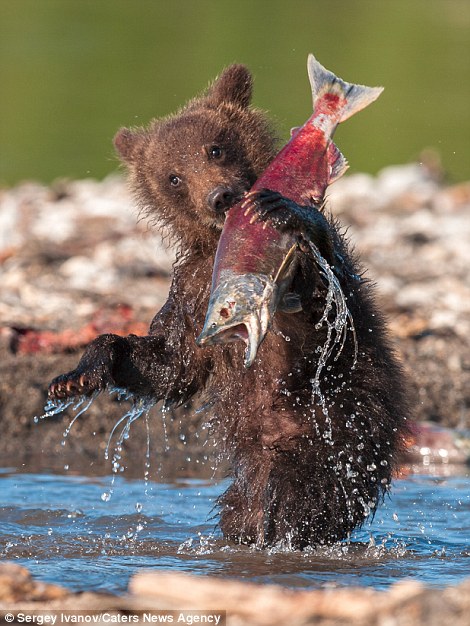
308,241,358,390
35,393,100,446
35,394,93,423
160,402,171,452
36,388,155,502
306,242,358,443
177,532,218,555
143,412,152,497
101,390,155,502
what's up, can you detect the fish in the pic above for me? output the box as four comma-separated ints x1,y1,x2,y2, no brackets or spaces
196,54,383,367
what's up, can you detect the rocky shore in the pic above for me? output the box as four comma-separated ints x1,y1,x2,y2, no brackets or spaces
0,160,469,468
0,563,469,625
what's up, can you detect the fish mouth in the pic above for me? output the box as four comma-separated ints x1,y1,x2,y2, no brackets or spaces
218,322,250,342
198,321,249,344
197,315,262,368
197,272,275,368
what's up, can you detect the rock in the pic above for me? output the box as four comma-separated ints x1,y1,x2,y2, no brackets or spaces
128,570,470,626
0,176,174,330
0,564,469,625
401,421,470,465
0,563,67,602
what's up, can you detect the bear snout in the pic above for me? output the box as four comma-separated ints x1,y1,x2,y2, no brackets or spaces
207,186,236,214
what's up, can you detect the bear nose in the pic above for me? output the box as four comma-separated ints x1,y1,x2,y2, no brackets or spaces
207,187,235,213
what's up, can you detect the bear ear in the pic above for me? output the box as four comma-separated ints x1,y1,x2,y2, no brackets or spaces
207,64,253,108
114,127,143,164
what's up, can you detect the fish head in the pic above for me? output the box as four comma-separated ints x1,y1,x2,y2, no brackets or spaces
197,272,276,368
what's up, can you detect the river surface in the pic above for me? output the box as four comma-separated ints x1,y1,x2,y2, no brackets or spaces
0,465,469,593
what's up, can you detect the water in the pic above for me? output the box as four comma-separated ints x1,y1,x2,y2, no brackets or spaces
0,464,468,593
308,241,357,400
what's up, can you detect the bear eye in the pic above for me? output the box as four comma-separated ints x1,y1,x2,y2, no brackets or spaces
208,145,222,159
169,174,181,187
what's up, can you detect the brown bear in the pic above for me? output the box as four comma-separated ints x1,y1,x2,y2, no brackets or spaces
48,64,409,549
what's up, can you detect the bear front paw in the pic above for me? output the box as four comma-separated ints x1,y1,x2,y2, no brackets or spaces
241,188,300,232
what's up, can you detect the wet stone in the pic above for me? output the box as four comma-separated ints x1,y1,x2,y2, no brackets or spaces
1,564,469,626
0,563,67,603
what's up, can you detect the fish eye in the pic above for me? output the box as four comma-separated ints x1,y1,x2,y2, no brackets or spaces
208,145,222,159
169,174,181,187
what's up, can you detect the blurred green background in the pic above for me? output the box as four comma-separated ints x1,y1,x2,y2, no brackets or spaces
1,0,469,186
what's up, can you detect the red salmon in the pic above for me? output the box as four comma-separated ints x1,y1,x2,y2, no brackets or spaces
197,54,383,366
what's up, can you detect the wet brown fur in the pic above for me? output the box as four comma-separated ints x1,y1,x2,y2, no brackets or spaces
49,65,409,549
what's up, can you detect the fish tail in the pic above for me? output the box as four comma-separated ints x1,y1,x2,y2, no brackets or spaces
307,53,383,123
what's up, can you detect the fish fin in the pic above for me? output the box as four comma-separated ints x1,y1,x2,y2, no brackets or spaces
307,53,383,123
290,126,301,137
328,142,349,184
273,243,298,286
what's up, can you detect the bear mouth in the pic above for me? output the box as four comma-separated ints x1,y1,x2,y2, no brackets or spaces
211,188,249,229
213,211,229,229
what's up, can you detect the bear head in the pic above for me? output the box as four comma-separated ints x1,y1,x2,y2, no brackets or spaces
114,64,277,252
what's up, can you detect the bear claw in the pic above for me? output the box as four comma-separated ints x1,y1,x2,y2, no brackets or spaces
48,374,89,400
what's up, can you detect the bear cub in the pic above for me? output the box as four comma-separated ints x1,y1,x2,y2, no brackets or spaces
49,65,409,549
